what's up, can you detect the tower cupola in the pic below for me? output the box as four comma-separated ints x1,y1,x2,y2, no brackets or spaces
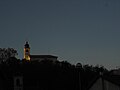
24,41,30,48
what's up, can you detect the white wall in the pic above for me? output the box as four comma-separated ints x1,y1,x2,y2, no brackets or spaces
89,78,120,90
89,78,103,90
104,80,120,90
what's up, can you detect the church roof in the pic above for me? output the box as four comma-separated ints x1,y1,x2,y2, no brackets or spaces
30,55,58,58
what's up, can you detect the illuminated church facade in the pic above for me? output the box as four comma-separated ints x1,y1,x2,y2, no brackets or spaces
24,41,58,62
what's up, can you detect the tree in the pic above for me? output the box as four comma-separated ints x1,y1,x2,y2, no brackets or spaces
0,48,18,62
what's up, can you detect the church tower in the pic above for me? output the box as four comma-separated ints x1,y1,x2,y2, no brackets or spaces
24,41,30,60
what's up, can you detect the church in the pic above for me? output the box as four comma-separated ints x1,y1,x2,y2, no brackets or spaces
23,41,58,62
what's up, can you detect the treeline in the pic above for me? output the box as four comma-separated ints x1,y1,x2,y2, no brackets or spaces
0,57,108,90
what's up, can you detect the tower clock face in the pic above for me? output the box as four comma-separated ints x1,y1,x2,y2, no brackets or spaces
26,49,29,52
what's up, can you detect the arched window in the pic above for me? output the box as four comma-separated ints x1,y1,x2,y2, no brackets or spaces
16,78,20,86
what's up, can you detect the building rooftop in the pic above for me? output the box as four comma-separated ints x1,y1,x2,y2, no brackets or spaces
30,55,58,58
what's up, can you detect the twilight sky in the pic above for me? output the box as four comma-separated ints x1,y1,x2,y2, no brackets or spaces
0,0,120,69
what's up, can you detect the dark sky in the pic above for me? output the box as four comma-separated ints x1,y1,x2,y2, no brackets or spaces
0,0,120,69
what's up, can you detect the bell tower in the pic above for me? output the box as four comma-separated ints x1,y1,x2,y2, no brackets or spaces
24,41,30,60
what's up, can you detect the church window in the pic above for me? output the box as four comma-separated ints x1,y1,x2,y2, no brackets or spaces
16,78,20,86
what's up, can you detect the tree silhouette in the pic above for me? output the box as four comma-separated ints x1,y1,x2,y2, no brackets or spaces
0,48,18,62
